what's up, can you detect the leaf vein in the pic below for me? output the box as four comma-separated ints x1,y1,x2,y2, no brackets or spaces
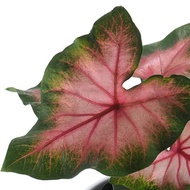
75,65,114,100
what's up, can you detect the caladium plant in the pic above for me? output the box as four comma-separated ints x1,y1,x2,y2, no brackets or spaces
2,6,190,190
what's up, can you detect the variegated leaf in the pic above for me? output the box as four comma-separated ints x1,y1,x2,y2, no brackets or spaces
134,24,190,80
2,7,190,180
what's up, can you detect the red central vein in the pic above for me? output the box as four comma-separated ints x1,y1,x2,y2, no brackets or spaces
114,44,120,104
113,110,118,156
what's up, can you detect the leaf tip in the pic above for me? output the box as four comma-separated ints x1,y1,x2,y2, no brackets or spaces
6,87,17,92
1,161,8,173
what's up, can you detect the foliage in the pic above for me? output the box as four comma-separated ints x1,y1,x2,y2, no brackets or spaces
112,20,190,190
2,6,190,190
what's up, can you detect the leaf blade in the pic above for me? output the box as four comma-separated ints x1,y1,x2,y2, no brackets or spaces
3,75,190,179
3,7,190,181
134,23,190,80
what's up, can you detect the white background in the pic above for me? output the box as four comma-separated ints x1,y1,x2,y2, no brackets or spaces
1,0,190,189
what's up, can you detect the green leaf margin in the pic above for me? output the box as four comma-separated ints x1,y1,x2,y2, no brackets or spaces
142,23,190,56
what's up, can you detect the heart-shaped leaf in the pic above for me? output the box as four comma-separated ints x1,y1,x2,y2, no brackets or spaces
111,121,190,190
7,83,41,117
133,24,190,80
2,7,190,180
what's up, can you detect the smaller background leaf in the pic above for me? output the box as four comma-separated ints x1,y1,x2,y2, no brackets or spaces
134,24,190,80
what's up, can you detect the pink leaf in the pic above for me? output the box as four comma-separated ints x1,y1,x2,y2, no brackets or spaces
134,24,190,80
2,7,190,180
